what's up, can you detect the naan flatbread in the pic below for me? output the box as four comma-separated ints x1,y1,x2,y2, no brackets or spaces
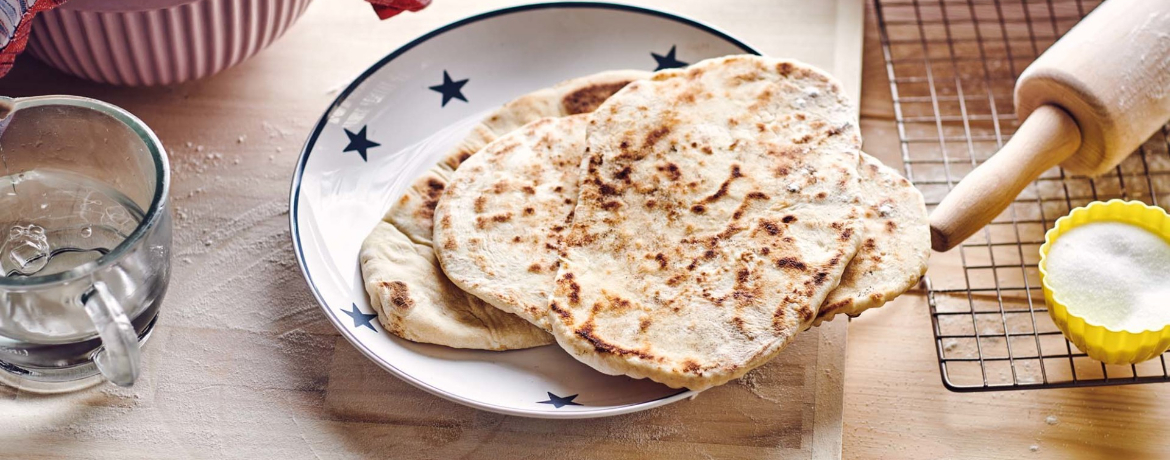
438,70,654,171
812,152,929,325
432,80,925,343
547,55,865,389
361,221,550,349
435,135,926,335
434,115,589,331
360,70,648,350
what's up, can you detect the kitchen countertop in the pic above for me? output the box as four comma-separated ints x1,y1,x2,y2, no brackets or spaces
2,0,1169,458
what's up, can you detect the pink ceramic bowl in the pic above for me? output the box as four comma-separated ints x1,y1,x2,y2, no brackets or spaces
26,0,312,86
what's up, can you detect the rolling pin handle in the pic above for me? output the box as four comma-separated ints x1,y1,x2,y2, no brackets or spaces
928,104,1082,252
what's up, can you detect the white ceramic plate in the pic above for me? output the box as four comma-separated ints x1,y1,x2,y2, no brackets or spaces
290,2,758,418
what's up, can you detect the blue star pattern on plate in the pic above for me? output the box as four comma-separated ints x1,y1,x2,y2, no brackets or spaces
342,126,380,162
342,304,378,331
651,45,688,71
428,70,469,107
537,392,582,408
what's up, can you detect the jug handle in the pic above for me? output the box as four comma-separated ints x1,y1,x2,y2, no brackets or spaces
82,281,141,387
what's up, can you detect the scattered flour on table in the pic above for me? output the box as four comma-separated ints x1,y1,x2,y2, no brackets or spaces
1045,222,1170,331
739,368,783,404
168,197,315,335
171,145,230,176
598,409,683,447
262,121,293,139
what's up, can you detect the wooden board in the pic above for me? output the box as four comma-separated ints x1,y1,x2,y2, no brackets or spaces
0,0,865,458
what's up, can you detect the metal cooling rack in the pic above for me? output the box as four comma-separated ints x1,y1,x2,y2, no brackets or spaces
874,0,1170,391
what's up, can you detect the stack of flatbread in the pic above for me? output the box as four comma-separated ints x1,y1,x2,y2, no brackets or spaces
361,55,929,391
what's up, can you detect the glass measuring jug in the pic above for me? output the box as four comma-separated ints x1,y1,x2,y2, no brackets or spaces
0,95,172,392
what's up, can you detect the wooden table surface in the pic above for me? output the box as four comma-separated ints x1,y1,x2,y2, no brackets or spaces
3,0,1170,459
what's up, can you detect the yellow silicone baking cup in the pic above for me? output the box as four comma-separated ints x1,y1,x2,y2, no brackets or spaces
1039,200,1170,364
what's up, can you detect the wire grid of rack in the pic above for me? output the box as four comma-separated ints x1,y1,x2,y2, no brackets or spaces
873,0,1170,391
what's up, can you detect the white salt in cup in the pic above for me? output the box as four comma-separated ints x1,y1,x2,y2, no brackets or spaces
1039,199,1170,364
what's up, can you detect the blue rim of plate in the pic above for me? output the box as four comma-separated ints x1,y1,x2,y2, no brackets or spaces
289,1,760,418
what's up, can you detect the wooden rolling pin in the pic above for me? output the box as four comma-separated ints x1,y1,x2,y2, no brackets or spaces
929,0,1170,252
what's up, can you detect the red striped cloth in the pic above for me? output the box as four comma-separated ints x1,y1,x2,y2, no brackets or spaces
0,0,432,79
368,0,432,20
0,0,67,78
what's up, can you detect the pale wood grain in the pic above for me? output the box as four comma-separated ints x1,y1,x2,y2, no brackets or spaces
0,1,865,459
843,292,1170,460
